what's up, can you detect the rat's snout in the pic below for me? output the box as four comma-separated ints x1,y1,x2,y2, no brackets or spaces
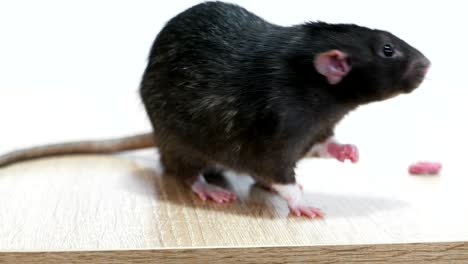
419,55,431,76
404,54,431,80
400,54,430,93
412,54,430,74
423,64,430,75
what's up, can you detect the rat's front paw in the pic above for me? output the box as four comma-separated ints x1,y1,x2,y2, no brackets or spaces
288,203,324,219
327,143,359,163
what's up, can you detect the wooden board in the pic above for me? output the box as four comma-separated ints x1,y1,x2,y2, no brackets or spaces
2,242,468,264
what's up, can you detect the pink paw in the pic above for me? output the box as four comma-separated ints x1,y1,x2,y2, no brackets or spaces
327,143,359,163
191,181,237,203
288,204,324,219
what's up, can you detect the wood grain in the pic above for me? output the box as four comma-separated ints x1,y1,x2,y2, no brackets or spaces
2,242,468,264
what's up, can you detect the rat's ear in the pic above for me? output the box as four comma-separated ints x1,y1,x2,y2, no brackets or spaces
314,50,351,85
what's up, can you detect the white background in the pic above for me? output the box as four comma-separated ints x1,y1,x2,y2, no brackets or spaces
0,0,466,168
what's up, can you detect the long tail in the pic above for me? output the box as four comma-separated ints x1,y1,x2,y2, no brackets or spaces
0,132,155,167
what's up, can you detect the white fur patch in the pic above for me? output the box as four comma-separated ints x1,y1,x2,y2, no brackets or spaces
272,183,303,205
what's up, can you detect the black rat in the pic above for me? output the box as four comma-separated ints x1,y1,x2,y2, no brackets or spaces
0,1,430,218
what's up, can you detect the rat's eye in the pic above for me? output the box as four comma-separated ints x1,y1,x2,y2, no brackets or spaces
382,44,394,57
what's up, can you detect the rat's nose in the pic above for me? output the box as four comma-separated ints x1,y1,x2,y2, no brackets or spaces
423,64,430,75
407,54,430,78
420,55,431,75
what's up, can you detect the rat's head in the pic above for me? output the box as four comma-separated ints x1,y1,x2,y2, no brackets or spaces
308,23,430,103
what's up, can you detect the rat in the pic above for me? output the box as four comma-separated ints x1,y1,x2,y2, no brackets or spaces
0,1,430,218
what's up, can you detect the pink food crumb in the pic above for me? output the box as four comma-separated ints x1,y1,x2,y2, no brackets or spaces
408,161,442,175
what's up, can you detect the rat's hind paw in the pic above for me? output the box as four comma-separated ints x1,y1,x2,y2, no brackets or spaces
273,183,323,219
191,180,237,203
288,204,324,219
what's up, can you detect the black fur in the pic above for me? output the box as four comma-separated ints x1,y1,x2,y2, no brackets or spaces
140,1,429,185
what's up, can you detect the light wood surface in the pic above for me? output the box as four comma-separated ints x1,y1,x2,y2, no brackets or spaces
1,83,468,263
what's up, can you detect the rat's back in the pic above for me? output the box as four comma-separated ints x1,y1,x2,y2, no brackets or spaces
139,1,279,160
147,1,273,63
141,1,276,98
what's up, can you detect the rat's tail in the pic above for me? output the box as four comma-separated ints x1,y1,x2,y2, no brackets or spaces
0,132,155,167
